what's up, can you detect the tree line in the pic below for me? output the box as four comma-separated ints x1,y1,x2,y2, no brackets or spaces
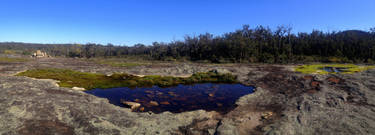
1,25,375,63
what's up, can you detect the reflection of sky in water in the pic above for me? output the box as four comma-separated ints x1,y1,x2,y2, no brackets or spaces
85,83,254,114
322,67,348,73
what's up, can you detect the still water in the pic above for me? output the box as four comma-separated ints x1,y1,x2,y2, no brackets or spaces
85,83,254,114
322,67,348,73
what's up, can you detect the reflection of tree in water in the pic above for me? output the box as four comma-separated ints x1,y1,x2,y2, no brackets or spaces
85,83,255,114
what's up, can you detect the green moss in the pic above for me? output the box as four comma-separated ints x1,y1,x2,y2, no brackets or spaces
295,64,375,74
0,57,29,62
16,68,238,90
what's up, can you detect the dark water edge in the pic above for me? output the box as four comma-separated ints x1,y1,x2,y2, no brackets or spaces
85,83,254,114
322,67,348,73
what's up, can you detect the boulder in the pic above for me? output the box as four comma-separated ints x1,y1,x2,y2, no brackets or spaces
149,101,159,106
122,101,141,110
72,87,86,91
160,101,170,105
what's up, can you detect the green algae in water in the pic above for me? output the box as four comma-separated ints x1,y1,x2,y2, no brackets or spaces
16,68,238,90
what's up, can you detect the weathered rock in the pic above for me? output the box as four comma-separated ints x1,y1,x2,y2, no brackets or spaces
71,87,85,91
211,68,231,74
160,101,170,105
1,58,375,135
149,101,159,106
122,101,141,110
310,81,320,87
0,76,217,135
261,112,273,120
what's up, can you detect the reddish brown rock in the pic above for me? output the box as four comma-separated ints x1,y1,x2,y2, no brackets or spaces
149,101,159,106
327,77,341,84
306,89,317,94
160,101,170,105
311,81,320,87
303,75,314,80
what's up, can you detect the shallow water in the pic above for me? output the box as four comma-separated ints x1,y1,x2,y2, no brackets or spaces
322,67,348,73
85,83,254,114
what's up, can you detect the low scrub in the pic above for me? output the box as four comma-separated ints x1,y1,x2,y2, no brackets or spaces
17,68,237,90
0,57,29,62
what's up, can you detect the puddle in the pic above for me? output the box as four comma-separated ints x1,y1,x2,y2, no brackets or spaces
322,67,348,73
85,83,254,114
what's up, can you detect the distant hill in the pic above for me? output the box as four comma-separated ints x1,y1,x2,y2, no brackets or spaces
336,30,371,37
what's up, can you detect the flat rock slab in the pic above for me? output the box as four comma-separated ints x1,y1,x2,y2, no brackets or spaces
0,58,375,135
0,76,218,135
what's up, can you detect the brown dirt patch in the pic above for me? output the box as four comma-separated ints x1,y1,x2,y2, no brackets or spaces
18,120,75,135
310,81,320,87
327,77,342,84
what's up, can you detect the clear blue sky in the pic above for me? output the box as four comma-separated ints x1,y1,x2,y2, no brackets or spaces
0,0,374,45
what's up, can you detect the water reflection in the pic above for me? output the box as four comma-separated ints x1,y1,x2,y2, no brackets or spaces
322,67,348,73
85,83,254,114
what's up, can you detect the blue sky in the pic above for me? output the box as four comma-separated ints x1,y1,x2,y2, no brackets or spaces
0,0,374,45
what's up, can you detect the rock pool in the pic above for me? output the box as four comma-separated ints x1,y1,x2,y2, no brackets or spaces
322,67,348,73
85,83,254,114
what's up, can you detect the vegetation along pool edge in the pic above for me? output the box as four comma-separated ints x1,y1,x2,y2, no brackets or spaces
16,68,239,90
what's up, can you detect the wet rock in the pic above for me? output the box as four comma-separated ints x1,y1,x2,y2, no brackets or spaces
145,90,153,94
160,101,170,105
168,92,178,97
149,101,159,106
146,94,154,98
122,101,141,110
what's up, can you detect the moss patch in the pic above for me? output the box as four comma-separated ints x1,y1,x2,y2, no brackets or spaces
16,68,237,90
295,64,375,74
0,57,29,63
